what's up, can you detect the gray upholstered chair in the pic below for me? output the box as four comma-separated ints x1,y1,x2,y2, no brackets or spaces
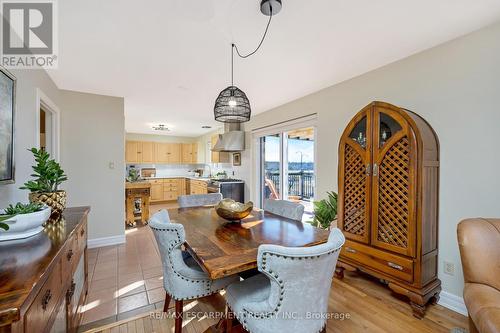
263,198,305,221
177,193,223,208
225,228,345,333
149,209,239,333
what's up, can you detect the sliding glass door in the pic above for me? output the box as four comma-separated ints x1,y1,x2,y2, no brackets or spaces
259,126,316,219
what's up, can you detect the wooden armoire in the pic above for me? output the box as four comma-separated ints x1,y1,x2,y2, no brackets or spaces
336,101,440,318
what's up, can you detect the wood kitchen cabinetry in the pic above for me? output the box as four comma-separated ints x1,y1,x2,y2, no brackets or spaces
188,179,208,195
181,143,198,164
126,141,197,164
126,141,155,164
210,135,230,163
0,207,89,333
148,178,193,202
155,143,181,164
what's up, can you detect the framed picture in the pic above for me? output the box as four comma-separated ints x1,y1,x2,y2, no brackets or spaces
0,67,16,184
233,152,241,166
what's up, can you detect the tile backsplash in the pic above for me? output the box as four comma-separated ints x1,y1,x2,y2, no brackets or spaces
126,163,237,178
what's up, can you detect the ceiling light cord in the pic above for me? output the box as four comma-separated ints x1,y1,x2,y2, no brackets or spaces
231,6,273,86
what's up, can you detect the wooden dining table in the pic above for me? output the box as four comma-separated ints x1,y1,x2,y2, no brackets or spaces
168,205,331,280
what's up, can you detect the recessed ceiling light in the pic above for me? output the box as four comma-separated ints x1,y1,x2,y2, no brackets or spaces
202,125,212,129
152,124,170,131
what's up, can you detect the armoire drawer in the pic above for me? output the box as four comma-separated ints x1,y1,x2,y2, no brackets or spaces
25,259,63,333
340,240,414,283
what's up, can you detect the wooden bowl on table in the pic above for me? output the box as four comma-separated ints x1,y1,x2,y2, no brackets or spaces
215,199,253,222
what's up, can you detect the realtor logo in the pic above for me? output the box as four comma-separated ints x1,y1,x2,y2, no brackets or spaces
1,0,58,68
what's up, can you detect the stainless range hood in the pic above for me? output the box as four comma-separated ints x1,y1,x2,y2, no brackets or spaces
212,123,245,152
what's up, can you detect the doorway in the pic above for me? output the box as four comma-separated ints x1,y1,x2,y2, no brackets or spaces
36,89,60,160
259,126,316,219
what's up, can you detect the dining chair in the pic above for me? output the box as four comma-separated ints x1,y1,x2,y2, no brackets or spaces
263,198,305,221
177,193,223,208
225,228,345,333
149,209,239,333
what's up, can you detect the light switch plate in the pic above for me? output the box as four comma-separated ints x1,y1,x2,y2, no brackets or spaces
443,261,455,276
109,162,115,169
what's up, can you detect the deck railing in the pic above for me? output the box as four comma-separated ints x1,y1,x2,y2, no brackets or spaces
266,171,315,200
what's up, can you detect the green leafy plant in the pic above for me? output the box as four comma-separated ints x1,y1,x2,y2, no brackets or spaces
0,202,45,231
126,168,141,182
20,148,67,193
3,202,44,215
309,191,338,229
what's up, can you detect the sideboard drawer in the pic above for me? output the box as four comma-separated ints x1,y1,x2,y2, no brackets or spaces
340,240,414,283
75,222,87,263
62,237,77,281
25,259,63,333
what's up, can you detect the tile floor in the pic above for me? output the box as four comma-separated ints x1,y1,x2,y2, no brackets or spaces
79,203,176,331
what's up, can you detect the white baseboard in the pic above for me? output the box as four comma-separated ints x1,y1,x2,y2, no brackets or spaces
88,234,125,249
438,291,468,316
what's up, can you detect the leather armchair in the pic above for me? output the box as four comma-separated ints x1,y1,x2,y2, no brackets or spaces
457,218,500,333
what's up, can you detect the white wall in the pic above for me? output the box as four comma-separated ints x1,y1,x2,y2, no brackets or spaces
60,90,125,240
241,21,500,298
126,132,198,143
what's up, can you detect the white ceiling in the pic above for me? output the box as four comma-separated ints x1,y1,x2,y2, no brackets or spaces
48,0,500,137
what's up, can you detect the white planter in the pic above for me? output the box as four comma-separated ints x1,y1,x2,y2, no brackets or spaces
0,206,51,241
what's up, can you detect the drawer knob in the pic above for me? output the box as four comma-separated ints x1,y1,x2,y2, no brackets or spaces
66,280,76,301
345,247,357,254
388,262,403,271
67,249,74,261
42,289,52,310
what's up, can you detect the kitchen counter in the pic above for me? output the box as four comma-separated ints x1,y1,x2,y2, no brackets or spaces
143,176,211,182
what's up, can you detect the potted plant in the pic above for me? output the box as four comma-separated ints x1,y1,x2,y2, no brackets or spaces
0,202,51,240
20,148,68,221
309,191,338,230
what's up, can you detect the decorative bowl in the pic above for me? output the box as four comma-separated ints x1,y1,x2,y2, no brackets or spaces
0,206,51,241
215,199,253,221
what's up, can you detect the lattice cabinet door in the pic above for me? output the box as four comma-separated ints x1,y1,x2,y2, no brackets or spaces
338,109,373,244
370,107,417,257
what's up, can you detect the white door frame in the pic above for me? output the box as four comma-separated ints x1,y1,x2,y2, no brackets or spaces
252,114,318,207
35,88,61,161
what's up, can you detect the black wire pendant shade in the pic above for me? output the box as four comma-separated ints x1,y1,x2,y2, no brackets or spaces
214,0,280,123
214,85,251,123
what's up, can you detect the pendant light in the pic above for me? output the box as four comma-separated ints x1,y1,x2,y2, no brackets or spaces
214,0,282,123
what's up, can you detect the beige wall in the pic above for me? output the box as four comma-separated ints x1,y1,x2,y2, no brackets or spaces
0,69,60,206
241,21,500,297
0,68,125,242
60,90,125,240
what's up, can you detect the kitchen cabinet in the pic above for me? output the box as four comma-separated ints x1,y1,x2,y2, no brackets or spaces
126,140,197,164
155,143,181,164
149,180,163,201
189,179,208,195
141,141,155,163
126,141,140,163
210,135,230,163
182,143,198,163
149,178,188,202
126,141,154,163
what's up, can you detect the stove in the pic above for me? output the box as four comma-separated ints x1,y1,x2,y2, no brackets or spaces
207,179,245,202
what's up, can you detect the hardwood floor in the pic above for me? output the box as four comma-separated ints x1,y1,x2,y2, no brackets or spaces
80,202,467,333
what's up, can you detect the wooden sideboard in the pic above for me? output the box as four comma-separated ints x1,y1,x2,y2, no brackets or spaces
0,207,90,333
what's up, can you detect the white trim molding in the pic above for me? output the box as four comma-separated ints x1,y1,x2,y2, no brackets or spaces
438,291,468,316
88,234,126,249
35,88,61,161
